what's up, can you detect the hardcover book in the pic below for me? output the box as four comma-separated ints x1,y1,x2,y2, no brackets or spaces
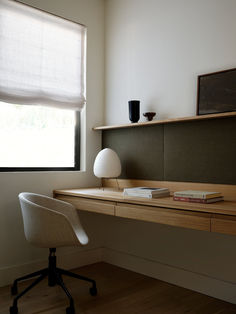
173,190,222,199
173,196,224,204
124,187,170,198
124,187,169,194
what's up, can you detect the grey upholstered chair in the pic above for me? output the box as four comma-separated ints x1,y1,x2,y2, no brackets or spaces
10,192,97,314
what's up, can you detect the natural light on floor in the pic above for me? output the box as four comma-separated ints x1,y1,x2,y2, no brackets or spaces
0,102,76,168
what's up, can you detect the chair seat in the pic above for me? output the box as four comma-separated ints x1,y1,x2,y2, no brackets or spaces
18,192,88,248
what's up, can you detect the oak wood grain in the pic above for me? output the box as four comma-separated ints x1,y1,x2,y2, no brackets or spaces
116,203,211,231
54,187,236,216
1,263,236,314
211,214,236,236
103,179,236,201
54,182,236,235
55,194,116,216
93,111,236,131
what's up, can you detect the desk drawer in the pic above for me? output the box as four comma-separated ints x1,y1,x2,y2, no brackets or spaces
116,203,211,231
56,195,115,216
211,214,236,236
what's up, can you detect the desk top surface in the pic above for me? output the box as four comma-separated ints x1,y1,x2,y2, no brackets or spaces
54,187,236,217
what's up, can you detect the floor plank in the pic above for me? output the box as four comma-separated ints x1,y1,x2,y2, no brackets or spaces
0,262,236,314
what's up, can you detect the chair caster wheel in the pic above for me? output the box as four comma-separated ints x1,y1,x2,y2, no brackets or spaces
10,306,18,314
66,306,75,314
11,285,18,296
90,286,97,296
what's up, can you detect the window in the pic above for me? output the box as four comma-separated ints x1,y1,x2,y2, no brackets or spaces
0,0,86,171
0,102,80,170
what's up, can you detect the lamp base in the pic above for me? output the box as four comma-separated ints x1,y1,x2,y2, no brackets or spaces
99,178,120,191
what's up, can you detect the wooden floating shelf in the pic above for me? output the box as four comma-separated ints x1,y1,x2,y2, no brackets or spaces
93,111,236,131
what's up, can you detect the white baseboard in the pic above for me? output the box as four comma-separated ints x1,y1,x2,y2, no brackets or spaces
0,247,103,288
102,247,236,304
2,246,236,304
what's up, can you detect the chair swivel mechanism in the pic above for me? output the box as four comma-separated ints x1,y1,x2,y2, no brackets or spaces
10,192,97,314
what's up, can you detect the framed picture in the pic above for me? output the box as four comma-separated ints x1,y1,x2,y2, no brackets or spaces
197,68,236,115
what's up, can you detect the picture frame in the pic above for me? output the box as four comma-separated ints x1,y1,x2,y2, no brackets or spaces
197,68,236,115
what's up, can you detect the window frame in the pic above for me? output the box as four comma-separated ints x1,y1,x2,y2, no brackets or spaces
0,111,81,172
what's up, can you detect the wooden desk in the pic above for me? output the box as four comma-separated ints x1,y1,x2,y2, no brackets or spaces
54,185,236,236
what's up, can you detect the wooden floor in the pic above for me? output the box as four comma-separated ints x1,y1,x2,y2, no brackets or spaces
1,262,236,314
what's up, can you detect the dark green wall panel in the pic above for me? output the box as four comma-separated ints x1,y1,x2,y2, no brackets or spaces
102,117,236,184
102,125,164,180
164,117,236,184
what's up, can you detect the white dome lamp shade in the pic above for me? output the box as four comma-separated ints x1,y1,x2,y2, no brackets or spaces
93,148,121,187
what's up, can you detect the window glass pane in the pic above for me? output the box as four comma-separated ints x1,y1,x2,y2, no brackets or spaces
0,102,76,168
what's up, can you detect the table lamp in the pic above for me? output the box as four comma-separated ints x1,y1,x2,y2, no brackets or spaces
93,148,121,189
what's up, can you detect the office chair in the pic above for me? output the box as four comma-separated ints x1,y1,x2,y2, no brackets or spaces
10,192,97,314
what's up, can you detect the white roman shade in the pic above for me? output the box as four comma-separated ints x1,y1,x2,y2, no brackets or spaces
0,0,86,110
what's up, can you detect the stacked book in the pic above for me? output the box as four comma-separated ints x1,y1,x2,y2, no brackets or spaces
123,187,170,198
173,190,224,203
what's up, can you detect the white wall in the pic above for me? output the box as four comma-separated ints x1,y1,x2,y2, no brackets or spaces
105,0,236,124
104,0,236,303
0,0,105,286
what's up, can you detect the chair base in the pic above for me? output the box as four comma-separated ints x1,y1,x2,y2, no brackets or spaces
10,248,97,314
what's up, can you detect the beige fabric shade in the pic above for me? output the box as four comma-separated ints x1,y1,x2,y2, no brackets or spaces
0,0,86,110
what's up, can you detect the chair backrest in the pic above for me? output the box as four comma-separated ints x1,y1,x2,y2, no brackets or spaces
18,192,88,248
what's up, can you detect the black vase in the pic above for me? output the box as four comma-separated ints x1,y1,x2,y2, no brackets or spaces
128,100,140,123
